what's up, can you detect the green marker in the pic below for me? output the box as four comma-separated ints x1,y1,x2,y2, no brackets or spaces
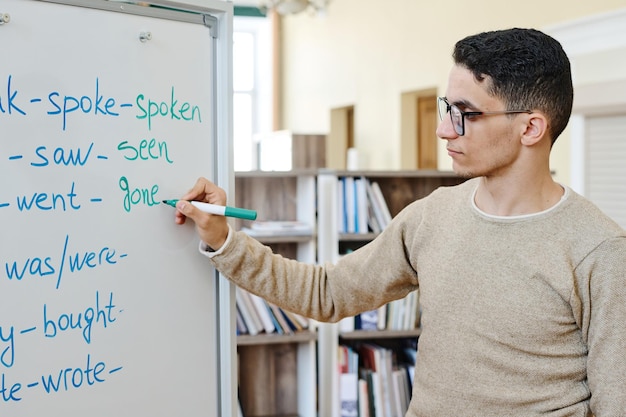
162,199,257,221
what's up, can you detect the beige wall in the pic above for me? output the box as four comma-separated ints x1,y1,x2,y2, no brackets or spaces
279,0,626,185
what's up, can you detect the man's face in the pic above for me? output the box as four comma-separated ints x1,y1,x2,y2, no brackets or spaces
436,65,525,179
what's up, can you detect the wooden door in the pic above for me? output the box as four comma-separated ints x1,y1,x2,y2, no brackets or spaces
417,94,438,169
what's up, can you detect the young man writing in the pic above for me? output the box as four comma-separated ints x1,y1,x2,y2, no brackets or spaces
174,28,626,416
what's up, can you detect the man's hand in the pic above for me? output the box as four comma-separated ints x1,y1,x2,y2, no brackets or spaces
174,177,230,250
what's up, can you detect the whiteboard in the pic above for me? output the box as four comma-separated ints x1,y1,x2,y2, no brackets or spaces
0,0,232,415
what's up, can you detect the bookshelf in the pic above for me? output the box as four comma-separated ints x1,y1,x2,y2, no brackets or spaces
316,169,465,417
234,170,318,417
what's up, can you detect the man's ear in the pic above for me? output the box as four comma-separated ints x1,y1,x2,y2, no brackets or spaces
521,113,549,146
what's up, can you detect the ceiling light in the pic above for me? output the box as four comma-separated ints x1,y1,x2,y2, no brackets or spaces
259,0,330,16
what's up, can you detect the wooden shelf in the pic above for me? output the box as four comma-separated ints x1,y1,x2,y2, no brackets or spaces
251,234,316,244
256,415,298,417
339,328,421,340
237,331,317,346
338,232,378,241
235,169,318,178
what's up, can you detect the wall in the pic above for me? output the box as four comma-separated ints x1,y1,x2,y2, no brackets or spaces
545,9,626,195
279,0,626,185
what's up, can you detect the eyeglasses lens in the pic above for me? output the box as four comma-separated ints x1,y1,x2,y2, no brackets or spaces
437,98,464,136
437,98,448,121
449,105,463,136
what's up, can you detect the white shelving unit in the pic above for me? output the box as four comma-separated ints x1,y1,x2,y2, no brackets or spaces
233,168,464,417
234,169,318,417
316,169,464,417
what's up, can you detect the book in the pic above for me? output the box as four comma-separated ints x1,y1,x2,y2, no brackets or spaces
360,344,395,417
365,180,390,229
377,304,388,331
380,348,397,417
358,378,370,417
248,293,276,334
338,178,346,233
370,371,384,417
268,303,294,335
379,292,420,331
287,310,310,330
235,304,248,335
344,176,356,233
393,368,411,415
403,291,419,330
366,192,383,234
355,177,369,234
385,299,395,331
387,298,408,331
235,288,260,336
356,309,379,331
242,220,312,237
265,303,285,335
280,309,310,332
339,344,360,374
339,372,358,417
370,181,393,227
363,370,377,417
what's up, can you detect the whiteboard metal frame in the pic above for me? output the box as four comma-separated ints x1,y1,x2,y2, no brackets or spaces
39,0,216,28
30,1,236,415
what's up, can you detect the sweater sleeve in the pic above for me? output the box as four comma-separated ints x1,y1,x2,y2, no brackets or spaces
578,237,626,416
203,207,421,322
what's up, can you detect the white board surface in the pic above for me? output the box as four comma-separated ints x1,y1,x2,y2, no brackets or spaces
0,0,227,415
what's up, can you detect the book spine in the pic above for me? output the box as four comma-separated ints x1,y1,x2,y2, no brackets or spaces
249,293,276,334
235,288,260,336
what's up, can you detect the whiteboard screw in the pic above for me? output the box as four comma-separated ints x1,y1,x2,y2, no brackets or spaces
139,31,152,42
0,13,10,24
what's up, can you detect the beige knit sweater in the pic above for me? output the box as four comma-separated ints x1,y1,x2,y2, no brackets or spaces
203,178,626,417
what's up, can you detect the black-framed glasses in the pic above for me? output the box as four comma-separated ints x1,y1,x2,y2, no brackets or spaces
437,97,532,136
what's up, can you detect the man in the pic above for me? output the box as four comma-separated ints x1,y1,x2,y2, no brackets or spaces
174,28,626,416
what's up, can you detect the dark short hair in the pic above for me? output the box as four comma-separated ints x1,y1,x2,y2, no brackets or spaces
453,28,573,144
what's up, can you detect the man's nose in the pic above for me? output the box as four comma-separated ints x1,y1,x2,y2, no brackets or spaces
436,115,459,140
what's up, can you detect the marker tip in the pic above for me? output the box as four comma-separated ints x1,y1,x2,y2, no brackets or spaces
162,199,178,207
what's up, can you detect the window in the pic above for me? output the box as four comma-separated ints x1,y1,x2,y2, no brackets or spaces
585,114,626,229
233,12,273,171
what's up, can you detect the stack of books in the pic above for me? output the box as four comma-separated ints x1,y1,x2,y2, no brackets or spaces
339,291,420,333
241,220,313,238
338,342,415,417
337,177,392,235
235,287,310,336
